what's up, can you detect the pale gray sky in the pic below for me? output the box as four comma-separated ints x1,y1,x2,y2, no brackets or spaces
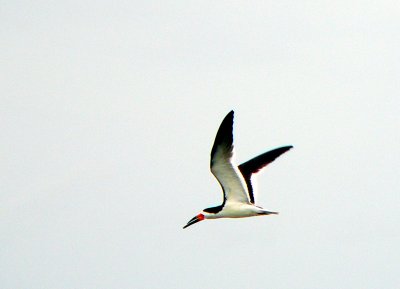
1,1,399,289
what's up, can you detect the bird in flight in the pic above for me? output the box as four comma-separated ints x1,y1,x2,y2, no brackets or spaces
183,110,292,229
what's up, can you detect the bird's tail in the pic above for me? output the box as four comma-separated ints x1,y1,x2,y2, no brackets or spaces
259,210,279,215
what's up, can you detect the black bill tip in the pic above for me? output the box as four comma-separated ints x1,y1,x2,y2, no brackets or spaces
182,214,204,229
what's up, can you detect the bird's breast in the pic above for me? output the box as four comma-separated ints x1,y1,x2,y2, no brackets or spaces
211,203,261,219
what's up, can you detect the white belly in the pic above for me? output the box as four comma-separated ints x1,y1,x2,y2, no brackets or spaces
210,203,263,219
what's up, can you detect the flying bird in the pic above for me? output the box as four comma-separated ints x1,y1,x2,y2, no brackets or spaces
183,110,292,229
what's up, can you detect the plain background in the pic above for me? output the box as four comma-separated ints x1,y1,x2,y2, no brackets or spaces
2,1,399,289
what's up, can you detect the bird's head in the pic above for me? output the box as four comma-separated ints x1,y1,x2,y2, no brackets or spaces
183,213,205,229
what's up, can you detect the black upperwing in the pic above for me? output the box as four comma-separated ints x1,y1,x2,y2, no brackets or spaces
209,110,253,207
238,146,293,204
210,110,234,167
209,110,234,209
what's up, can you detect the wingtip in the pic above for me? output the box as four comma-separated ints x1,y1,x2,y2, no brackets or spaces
282,145,294,151
219,110,234,125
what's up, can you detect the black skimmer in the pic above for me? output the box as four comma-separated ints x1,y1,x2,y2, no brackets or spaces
183,110,292,229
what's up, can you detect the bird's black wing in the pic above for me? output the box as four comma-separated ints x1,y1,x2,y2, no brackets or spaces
238,146,293,204
210,110,251,204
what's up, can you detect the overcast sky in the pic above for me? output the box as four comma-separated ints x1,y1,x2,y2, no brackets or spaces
1,1,400,289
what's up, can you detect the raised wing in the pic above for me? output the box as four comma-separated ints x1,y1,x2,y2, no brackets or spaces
210,111,250,204
238,146,293,204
